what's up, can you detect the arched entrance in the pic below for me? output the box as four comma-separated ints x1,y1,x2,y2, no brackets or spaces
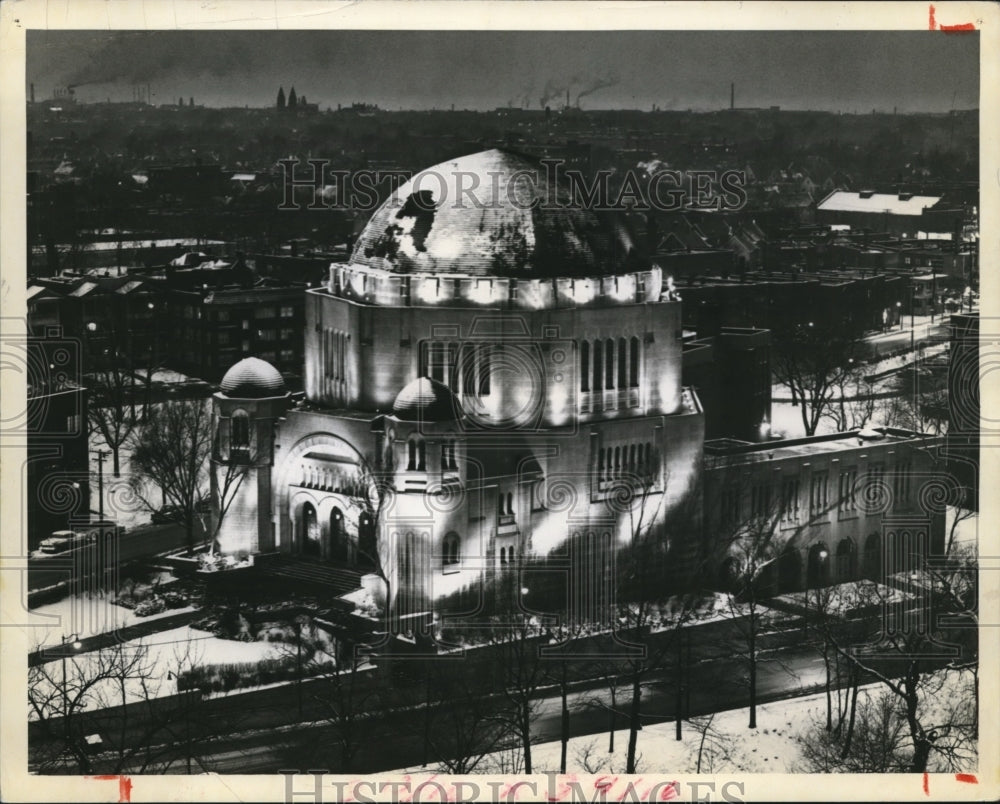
836,538,857,582
358,511,376,568
300,502,320,557
863,533,881,580
330,507,349,563
778,548,802,593
807,543,831,589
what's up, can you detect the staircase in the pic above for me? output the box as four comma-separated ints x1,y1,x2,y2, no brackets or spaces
260,555,364,596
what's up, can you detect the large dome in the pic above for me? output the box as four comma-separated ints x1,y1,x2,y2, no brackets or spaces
350,149,644,278
392,377,459,422
220,357,287,398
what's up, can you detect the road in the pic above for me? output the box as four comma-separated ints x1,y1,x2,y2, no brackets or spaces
70,640,893,775
28,520,205,591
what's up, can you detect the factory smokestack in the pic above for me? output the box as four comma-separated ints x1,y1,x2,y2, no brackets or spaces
730,82,734,110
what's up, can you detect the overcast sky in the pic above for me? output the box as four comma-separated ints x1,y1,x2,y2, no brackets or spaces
26,30,980,112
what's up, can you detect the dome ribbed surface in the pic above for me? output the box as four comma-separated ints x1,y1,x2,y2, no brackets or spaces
350,149,643,278
220,357,286,398
392,377,459,422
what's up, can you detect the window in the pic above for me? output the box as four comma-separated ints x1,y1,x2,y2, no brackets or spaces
218,332,231,346
65,413,81,433
592,341,603,393
781,476,800,520
629,337,640,388
810,471,829,515
721,488,740,526
407,437,426,471
280,348,295,361
231,411,250,459
605,338,615,389
280,328,295,341
617,338,627,388
441,438,457,471
241,320,250,330
580,341,590,392
751,483,771,518
257,329,277,342
217,310,230,322
280,306,295,317
839,468,858,513
443,532,460,567
478,344,491,396
254,306,277,319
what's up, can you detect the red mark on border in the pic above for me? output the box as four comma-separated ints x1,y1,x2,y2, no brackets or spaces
89,775,133,802
929,3,976,31
923,772,929,795
956,773,979,784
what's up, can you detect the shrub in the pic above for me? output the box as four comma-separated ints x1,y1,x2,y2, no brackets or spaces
162,590,188,609
134,596,167,617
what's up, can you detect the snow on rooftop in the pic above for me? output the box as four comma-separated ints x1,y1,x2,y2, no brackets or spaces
818,190,941,216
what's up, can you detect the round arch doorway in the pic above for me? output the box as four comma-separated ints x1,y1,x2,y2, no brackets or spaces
330,507,350,564
300,502,321,558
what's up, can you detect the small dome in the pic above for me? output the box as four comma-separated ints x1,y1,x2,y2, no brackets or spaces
220,357,286,398
392,377,459,422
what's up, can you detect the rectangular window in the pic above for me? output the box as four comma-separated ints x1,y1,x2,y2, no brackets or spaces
721,489,740,526
217,310,230,322
241,320,250,330
751,483,771,518
218,332,231,345
280,306,295,317
781,476,800,521
810,471,829,515
254,306,277,319
280,328,295,341
257,329,277,342
280,348,295,361
65,414,80,433
839,468,858,513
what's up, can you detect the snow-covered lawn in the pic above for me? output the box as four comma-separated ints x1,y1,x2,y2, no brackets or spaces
774,579,912,616
394,667,976,775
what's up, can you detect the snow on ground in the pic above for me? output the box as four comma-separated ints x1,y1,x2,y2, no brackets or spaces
395,667,976,775
29,624,286,719
27,581,179,647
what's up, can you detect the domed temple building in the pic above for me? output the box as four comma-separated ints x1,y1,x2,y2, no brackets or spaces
211,149,944,623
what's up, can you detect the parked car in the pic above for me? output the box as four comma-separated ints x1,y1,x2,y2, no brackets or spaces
39,530,76,554
151,505,184,524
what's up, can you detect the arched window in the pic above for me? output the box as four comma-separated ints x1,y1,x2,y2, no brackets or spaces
617,338,627,388
417,440,426,471
592,341,602,393
506,492,514,515
580,341,590,392
629,337,640,388
500,546,507,565
629,444,637,474
614,446,621,478
300,502,320,557
643,442,652,476
605,338,615,389
231,410,250,458
443,532,460,567
407,439,417,471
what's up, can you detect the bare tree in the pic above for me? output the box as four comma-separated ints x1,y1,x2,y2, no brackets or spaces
128,399,213,554
88,357,140,478
772,319,864,436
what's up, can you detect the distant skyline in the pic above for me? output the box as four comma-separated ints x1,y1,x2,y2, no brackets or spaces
27,30,979,113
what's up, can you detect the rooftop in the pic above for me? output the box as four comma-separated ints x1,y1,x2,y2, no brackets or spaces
817,190,942,216
705,427,934,466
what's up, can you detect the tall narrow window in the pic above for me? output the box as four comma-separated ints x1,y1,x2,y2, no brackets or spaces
614,446,621,478
597,449,604,482
629,337,640,388
580,341,590,392
443,532,460,567
416,440,426,471
605,338,615,389
407,439,417,471
506,492,514,515
593,341,602,393
618,338,627,388
231,411,250,448
478,344,491,395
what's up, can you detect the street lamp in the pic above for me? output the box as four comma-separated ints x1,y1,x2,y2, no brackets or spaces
896,301,903,331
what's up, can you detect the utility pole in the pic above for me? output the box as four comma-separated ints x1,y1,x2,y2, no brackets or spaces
95,449,109,522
